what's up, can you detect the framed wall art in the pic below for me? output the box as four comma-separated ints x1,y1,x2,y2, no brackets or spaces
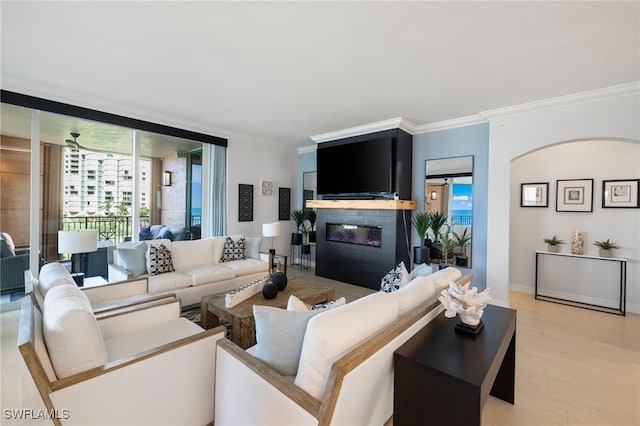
556,179,593,212
520,182,548,207
238,184,253,222
261,180,274,196
278,187,291,220
602,179,640,208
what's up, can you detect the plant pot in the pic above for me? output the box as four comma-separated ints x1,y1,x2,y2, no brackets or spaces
599,248,612,258
413,246,431,265
291,232,302,245
430,246,442,261
547,245,559,253
455,256,468,267
309,231,316,244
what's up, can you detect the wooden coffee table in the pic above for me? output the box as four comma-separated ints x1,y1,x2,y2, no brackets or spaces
200,278,336,349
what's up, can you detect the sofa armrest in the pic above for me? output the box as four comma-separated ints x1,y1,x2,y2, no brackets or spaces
81,277,149,304
215,339,320,425
107,263,134,282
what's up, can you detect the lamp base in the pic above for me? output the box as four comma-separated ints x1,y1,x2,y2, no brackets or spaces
455,320,484,337
71,272,85,287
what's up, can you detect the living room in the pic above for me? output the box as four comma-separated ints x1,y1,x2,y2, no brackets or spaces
1,2,639,425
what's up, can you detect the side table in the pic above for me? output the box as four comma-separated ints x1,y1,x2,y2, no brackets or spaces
393,304,516,426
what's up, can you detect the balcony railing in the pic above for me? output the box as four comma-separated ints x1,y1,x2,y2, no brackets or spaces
451,215,472,226
63,216,150,243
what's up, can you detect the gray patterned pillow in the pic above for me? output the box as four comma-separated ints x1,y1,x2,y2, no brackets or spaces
148,244,175,275
220,237,246,262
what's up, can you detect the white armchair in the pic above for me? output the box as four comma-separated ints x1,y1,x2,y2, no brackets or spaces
18,285,226,426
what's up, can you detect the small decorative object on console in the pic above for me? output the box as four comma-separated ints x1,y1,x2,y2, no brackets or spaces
262,282,278,299
271,272,288,291
571,230,584,255
438,281,491,336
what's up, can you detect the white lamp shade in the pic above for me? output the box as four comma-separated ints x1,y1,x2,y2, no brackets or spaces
58,230,98,254
262,222,281,238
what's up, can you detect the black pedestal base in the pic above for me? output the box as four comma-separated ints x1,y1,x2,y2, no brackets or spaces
455,320,484,336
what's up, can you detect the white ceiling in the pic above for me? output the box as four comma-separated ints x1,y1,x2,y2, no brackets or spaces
1,1,639,151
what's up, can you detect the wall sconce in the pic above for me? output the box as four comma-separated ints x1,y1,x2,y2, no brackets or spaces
163,171,172,186
430,191,438,200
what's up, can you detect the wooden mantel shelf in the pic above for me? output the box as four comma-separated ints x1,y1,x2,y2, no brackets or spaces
306,199,417,210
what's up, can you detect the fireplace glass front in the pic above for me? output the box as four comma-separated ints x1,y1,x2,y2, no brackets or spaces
326,223,381,247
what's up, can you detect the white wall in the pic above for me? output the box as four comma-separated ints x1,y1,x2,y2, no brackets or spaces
226,136,299,256
486,86,640,311
509,140,640,311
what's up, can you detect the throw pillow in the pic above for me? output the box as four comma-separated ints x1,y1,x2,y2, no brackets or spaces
253,305,323,376
159,228,173,240
409,263,434,281
220,237,246,262
0,233,16,257
117,242,147,277
380,261,410,293
139,226,152,240
287,295,347,312
244,237,262,260
147,244,175,275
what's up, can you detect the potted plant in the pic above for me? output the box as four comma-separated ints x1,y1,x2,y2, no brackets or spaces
411,211,432,265
291,209,306,245
594,239,620,257
305,209,317,244
543,235,565,252
428,211,448,262
437,229,456,268
452,227,472,267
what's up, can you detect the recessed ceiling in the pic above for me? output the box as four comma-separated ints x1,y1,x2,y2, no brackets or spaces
1,1,638,149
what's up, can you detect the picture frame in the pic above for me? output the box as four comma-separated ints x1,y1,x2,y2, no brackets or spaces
520,182,548,207
556,179,593,212
602,179,640,208
278,187,291,220
261,180,274,196
238,184,253,222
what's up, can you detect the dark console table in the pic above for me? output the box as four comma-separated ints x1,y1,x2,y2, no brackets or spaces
394,304,516,426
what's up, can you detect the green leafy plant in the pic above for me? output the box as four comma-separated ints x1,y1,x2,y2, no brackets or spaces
452,227,472,256
593,239,620,250
543,235,565,246
411,211,432,247
304,209,317,232
437,229,455,263
428,211,448,244
291,209,306,233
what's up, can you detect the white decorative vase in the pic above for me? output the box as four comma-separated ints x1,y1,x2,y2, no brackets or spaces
571,230,584,255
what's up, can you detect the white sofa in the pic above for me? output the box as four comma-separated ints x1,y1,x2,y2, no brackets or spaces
18,283,227,426
108,236,269,307
214,266,469,426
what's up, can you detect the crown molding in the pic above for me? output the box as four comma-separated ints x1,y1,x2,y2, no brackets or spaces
298,144,317,154
413,114,487,134
310,117,418,143
480,81,639,120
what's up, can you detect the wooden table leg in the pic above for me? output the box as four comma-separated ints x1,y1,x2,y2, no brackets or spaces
200,300,220,330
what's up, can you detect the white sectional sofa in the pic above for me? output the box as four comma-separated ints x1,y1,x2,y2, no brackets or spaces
214,266,469,426
108,236,269,307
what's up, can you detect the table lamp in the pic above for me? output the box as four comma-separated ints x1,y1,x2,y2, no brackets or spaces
262,222,280,255
58,230,98,286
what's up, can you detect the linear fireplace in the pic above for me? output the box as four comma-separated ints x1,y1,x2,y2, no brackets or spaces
326,223,382,247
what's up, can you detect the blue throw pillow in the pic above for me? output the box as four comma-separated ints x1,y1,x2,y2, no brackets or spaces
117,242,148,277
409,263,434,280
159,228,173,240
139,226,152,240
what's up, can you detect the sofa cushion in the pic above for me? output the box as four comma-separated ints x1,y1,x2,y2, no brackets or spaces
295,292,399,400
0,232,16,257
222,258,267,277
430,267,463,291
253,305,323,376
147,271,193,293
380,261,410,293
171,238,216,270
387,275,439,316
409,263,434,280
220,237,246,262
179,264,236,286
147,244,175,275
39,262,75,297
244,237,262,260
43,285,108,379
116,242,147,278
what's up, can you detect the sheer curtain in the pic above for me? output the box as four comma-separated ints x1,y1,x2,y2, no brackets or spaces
203,144,226,237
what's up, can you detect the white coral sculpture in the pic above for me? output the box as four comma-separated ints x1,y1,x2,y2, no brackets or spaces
438,281,492,326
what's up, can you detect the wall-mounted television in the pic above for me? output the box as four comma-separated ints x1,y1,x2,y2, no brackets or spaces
317,137,394,197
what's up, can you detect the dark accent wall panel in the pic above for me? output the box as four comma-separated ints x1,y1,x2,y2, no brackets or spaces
316,208,411,290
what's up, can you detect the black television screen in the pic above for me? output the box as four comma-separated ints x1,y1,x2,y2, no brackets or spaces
317,137,394,195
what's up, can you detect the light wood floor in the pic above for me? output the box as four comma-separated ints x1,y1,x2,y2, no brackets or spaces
1,269,638,426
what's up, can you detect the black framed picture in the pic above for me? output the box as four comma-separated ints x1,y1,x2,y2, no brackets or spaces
602,179,640,208
520,182,548,207
238,184,253,222
278,187,291,220
556,179,593,212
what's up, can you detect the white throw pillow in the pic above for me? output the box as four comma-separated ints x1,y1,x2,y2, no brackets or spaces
253,305,323,376
244,237,263,260
39,262,75,297
287,295,347,312
43,285,108,379
295,292,399,400
116,242,147,277
380,261,410,293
